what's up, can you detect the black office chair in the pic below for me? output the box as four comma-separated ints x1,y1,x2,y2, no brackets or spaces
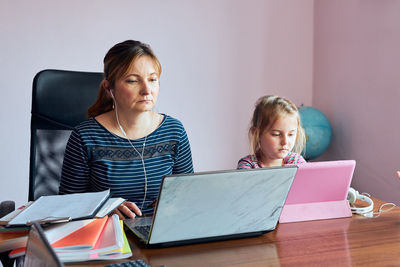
29,69,103,201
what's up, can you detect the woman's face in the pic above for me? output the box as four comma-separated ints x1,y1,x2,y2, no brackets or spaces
112,56,160,113
258,114,298,164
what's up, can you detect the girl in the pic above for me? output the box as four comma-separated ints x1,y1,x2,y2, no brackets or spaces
237,95,306,169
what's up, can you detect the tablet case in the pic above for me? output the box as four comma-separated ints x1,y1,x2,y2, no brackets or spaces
279,160,355,223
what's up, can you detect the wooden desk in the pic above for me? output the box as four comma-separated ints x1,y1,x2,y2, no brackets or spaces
71,198,400,267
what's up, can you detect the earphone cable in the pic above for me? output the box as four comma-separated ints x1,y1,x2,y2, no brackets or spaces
114,101,148,212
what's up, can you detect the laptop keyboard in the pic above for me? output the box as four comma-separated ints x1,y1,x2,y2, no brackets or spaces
134,225,151,237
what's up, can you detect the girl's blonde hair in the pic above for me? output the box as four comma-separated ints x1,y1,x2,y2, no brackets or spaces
249,95,306,157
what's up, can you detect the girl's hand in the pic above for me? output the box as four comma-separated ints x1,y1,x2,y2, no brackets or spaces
113,201,142,219
397,171,400,179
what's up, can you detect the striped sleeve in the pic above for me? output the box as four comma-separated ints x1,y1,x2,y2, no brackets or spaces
284,152,307,165
59,129,91,194
172,125,194,174
237,155,254,169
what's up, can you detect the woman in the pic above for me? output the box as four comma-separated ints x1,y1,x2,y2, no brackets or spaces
59,40,193,218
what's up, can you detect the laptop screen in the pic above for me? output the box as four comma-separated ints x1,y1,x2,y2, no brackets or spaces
23,222,64,267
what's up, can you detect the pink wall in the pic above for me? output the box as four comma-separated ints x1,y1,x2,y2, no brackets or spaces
314,1,400,203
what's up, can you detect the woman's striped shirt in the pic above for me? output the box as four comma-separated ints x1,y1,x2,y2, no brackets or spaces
59,114,193,214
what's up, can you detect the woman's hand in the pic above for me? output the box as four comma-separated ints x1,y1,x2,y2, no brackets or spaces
113,201,142,219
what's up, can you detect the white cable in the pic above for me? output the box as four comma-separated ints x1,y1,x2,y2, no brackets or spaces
371,202,397,218
349,189,397,218
114,98,148,212
358,192,396,218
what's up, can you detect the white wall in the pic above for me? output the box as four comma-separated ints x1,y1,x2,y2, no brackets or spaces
313,1,400,203
0,0,313,207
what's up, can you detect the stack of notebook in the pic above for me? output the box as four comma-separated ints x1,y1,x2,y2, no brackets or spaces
0,190,130,262
9,215,131,262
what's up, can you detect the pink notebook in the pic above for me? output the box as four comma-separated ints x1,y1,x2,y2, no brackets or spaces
279,160,355,223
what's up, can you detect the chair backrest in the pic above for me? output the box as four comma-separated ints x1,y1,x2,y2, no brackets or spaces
29,69,103,201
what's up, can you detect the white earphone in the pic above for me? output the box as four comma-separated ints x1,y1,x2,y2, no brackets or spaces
109,88,148,211
109,90,128,136
347,187,374,215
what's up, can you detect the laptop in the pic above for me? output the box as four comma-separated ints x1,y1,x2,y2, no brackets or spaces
124,166,298,247
23,221,64,267
279,160,356,223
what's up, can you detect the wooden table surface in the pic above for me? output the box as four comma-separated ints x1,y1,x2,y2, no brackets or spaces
70,198,400,267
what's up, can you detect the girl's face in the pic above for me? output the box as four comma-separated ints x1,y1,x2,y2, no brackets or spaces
258,114,298,166
112,56,160,113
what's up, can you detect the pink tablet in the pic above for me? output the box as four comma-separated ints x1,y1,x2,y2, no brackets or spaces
279,160,355,223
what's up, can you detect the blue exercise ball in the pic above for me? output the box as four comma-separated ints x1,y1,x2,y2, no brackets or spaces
299,106,332,160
